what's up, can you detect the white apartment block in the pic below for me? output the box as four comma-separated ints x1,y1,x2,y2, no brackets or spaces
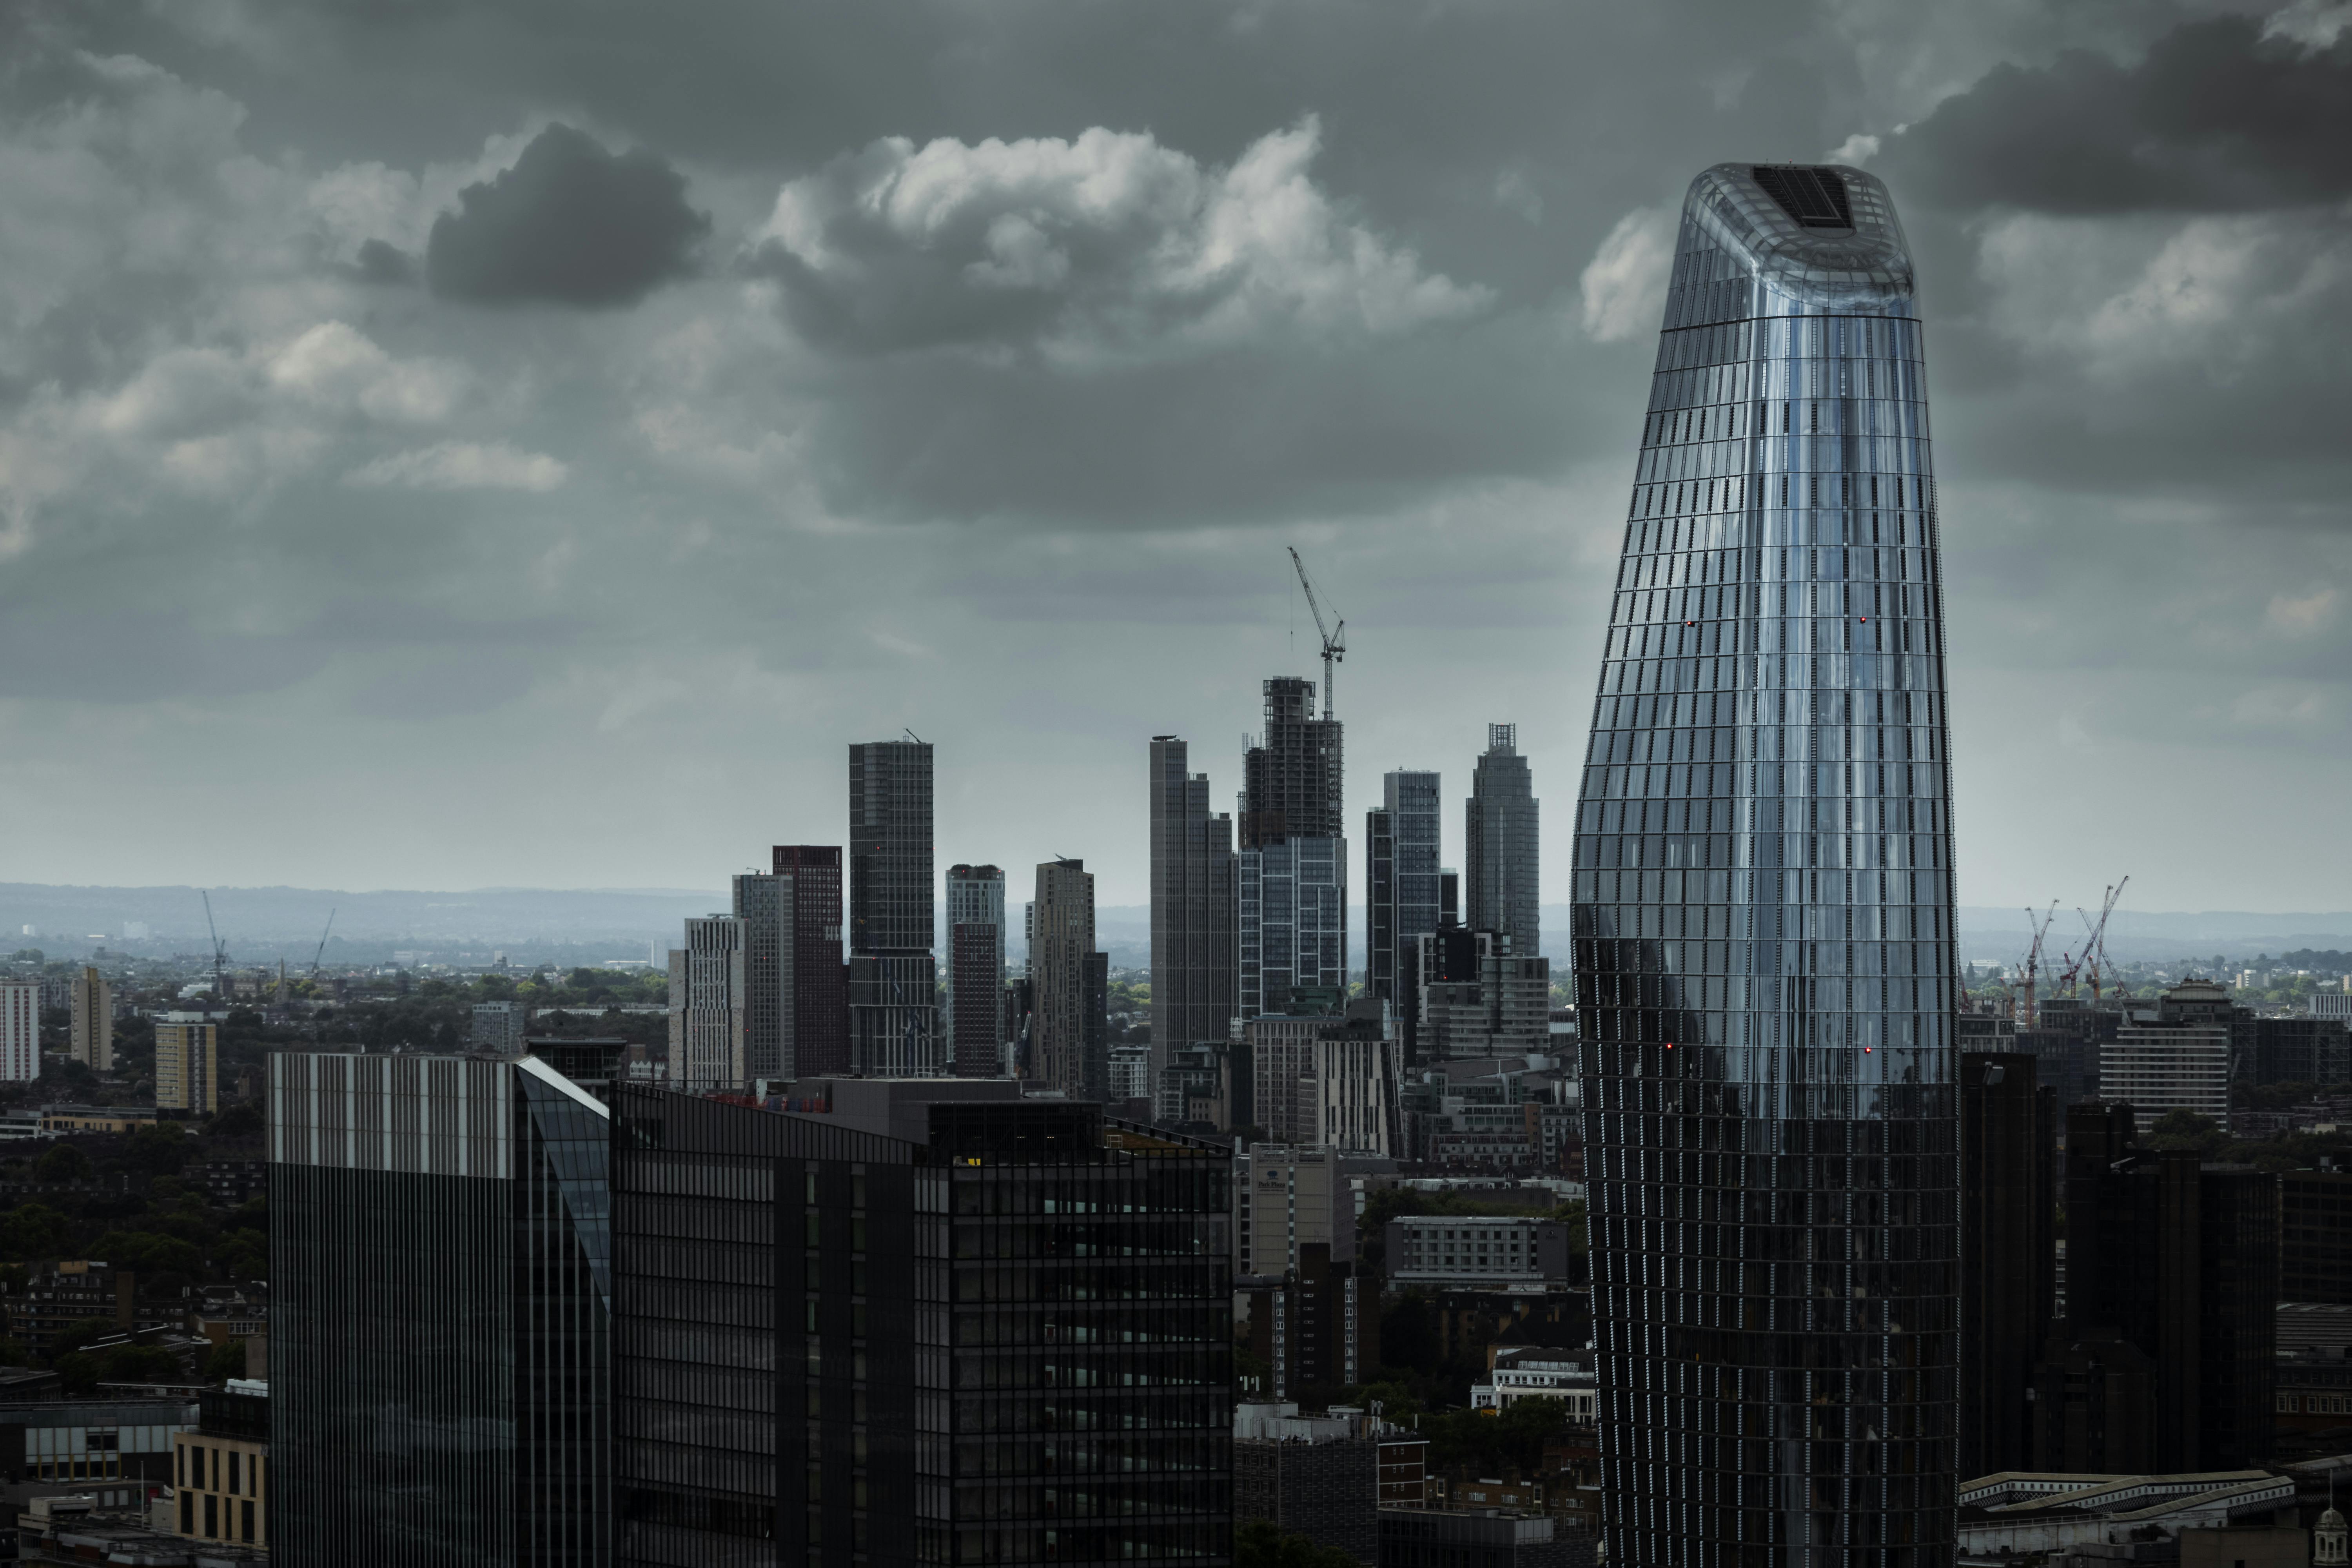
2103,1024,2232,1134
668,916,747,1091
0,982,37,1082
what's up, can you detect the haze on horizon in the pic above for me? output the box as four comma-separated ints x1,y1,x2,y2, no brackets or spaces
2,0,2347,913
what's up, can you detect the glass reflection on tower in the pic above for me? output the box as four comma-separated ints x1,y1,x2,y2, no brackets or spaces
1572,163,1958,1568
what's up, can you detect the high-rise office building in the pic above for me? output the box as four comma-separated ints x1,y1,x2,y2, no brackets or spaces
609,1079,1231,1568
1572,163,1958,1568
70,967,111,1072
1368,770,1443,1062
1958,1052,2055,1482
271,1051,611,1566
1465,726,1538,949
1241,677,1342,848
734,871,788,1082
1031,858,1105,1097
0,981,35,1082
1149,737,1240,1117
849,740,939,1074
1239,837,1347,1019
2057,1102,2278,1471
668,915,747,1090
946,864,1007,1078
154,1013,219,1116
773,845,850,1079
1238,681,1348,1021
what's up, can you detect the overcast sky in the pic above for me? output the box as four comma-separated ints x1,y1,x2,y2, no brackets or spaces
2,0,2347,913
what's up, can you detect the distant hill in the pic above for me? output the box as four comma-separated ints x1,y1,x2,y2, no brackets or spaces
7,884,2343,971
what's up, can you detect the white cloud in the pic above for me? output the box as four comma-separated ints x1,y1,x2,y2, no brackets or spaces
2268,585,2341,636
1577,206,1675,343
1975,211,2349,385
755,116,1489,361
266,323,465,423
2263,0,2352,47
1826,133,1882,164
346,441,568,492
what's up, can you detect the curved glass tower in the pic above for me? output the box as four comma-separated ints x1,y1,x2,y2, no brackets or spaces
1572,164,1958,1568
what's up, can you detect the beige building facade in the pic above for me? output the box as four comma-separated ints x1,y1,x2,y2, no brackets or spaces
154,1014,218,1114
69,967,112,1071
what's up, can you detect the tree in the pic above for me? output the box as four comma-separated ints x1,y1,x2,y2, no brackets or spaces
2142,1109,2230,1157
126,1122,191,1176
1235,1519,1361,1568
202,1338,248,1385
207,1103,263,1140
0,1203,72,1260
33,1143,88,1184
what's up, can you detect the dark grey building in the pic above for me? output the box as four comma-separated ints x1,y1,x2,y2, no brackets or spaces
2282,1169,2352,1305
1572,163,1959,1568
1241,677,1342,849
1958,1052,2055,1481
2060,1102,2279,1471
611,1079,1232,1568
2252,1015,2351,1085
1379,1508,1586,1568
270,1052,612,1567
1465,725,1538,950
849,739,938,1074
1368,770,1442,1063
734,871,786,1082
1234,1406,1380,1566
1149,737,1240,1118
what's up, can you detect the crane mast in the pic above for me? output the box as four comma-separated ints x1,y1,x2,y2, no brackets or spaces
1287,547,1346,720
201,891,230,1003
2018,902,2058,1029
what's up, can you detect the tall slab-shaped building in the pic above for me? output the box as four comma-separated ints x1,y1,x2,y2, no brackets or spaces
1572,164,1958,1568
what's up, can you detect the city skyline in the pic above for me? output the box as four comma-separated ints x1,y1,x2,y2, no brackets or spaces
3,6,2346,915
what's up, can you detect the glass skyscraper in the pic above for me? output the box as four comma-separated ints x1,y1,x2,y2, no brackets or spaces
270,1051,613,1567
1572,163,1958,1568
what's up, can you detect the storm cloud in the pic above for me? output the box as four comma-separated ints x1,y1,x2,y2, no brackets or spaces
0,0,2345,917
1889,16,2352,213
425,123,709,306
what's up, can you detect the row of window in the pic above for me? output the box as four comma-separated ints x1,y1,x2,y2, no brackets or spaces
1642,397,1928,448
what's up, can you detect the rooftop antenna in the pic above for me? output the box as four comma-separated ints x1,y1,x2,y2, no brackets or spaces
1287,547,1346,720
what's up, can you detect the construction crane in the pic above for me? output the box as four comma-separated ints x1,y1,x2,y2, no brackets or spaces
2078,877,2129,1002
309,908,338,978
201,891,230,1002
1287,546,1346,721
2017,902,2058,1029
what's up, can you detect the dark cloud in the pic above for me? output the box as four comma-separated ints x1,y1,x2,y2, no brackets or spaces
353,238,417,285
424,122,708,307
1889,16,2352,214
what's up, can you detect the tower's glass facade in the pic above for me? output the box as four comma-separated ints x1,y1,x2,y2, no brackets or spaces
1572,164,1958,1568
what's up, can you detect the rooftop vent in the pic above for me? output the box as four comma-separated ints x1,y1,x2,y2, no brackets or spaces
1751,165,1854,230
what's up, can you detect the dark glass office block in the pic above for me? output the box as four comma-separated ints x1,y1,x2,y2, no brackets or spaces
270,1053,612,1567
613,1082,1231,1568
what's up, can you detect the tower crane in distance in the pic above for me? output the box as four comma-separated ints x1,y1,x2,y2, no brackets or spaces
2078,876,2129,1002
201,891,230,1002
2018,902,2058,1029
1287,546,1346,721
309,908,338,979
